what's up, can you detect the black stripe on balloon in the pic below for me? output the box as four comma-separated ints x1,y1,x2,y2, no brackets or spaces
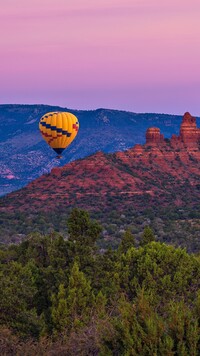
40,121,71,137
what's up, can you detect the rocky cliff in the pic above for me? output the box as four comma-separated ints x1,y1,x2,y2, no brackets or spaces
146,128,164,144
1,112,199,216
2,104,199,197
146,112,200,147
180,112,200,144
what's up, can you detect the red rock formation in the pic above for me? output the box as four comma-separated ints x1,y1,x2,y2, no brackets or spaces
146,112,200,146
133,144,144,154
180,112,200,144
146,128,164,145
0,112,199,216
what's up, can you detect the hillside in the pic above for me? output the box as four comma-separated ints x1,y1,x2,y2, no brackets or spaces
1,221,200,354
1,104,198,196
0,112,200,251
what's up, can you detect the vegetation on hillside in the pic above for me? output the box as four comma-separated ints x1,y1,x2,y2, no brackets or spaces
0,204,200,253
0,209,200,355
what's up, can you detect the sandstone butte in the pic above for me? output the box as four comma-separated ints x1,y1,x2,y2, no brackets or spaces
0,112,200,214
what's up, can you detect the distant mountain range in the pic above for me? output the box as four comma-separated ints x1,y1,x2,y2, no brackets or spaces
2,104,199,196
1,112,199,251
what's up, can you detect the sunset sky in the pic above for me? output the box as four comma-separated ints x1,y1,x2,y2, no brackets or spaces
1,0,200,114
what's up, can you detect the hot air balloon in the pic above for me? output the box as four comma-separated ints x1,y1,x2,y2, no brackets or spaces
39,112,79,158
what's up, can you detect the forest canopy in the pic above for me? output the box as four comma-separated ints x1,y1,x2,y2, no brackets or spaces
0,209,200,355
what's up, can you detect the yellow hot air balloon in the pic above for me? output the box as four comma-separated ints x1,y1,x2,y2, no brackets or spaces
39,112,79,158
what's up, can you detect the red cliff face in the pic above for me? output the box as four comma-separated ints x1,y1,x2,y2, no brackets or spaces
180,112,200,144
146,128,164,145
146,112,200,146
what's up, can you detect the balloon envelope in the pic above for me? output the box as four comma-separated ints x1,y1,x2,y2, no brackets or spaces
39,112,79,155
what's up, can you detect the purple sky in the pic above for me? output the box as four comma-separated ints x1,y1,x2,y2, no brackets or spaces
1,0,200,114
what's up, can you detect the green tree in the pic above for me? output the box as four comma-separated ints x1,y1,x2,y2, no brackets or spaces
14,233,71,333
67,208,102,274
118,229,135,254
94,291,107,318
120,242,200,307
140,226,155,246
67,208,102,243
0,261,41,337
51,283,68,335
93,248,120,299
66,261,94,329
167,301,200,355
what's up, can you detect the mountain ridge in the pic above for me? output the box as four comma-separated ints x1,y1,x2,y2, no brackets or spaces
0,111,200,250
1,112,199,213
2,104,199,196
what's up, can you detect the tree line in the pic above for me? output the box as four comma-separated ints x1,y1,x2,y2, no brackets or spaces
0,208,200,355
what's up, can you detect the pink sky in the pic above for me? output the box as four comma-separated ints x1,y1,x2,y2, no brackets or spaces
1,0,200,114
